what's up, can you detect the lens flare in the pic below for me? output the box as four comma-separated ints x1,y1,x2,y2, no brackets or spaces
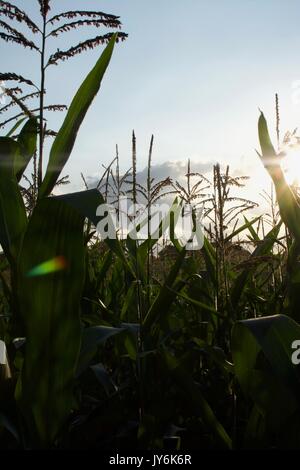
27,256,67,277
280,133,300,186
281,149,300,186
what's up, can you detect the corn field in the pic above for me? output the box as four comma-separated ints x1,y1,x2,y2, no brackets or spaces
1,0,300,451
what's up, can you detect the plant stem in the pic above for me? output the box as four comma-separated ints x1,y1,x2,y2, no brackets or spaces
38,12,47,189
147,135,154,309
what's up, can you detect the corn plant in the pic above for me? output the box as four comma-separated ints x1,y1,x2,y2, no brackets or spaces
0,0,127,195
0,34,122,448
228,111,300,449
2,2,300,448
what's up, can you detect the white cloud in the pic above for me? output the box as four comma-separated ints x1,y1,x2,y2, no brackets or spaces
85,159,216,191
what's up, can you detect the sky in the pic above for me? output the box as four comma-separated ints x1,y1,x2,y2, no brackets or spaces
2,0,300,206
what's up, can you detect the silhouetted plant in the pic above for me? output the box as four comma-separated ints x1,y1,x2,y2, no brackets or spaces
0,0,127,189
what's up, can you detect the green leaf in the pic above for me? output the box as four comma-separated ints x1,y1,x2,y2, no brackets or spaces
285,241,300,322
77,325,126,376
15,117,38,181
120,283,136,321
230,222,282,309
225,215,261,243
243,405,267,449
258,112,277,159
39,34,117,198
142,247,186,334
243,215,260,242
125,198,183,285
201,237,217,288
232,314,300,435
258,112,300,243
138,197,182,263
172,288,225,319
55,188,134,276
54,188,103,227
90,363,117,395
96,249,113,289
192,338,234,373
160,349,232,449
0,137,27,263
5,117,28,138
17,195,86,446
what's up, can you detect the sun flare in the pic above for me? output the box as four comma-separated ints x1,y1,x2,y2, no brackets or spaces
281,148,300,186
279,130,300,186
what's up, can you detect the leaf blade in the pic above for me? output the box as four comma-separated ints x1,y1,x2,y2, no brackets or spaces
39,34,117,198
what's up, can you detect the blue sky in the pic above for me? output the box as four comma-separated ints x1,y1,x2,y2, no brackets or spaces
2,0,300,197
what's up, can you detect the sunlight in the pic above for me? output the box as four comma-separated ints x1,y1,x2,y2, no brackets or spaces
281,148,300,186
281,133,300,186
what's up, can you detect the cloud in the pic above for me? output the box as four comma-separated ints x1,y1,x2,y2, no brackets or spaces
85,159,216,190
137,160,215,182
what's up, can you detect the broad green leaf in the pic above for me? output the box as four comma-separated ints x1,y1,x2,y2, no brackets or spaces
39,34,117,198
55,188,134,276
77,325,125,376
54,188,103,227
285,241,300,322
0,137,27,263
15,117,38,181
232,314,300,435
17,195,86,446
258,112,277,159
258,112,300,243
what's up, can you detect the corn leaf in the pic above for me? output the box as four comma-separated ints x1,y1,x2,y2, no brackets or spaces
5,117,28,138
161,349,232,449
77,325,125,376
39,34,117,199
230,222,282,309
55,188,134,276
243,215,260,242
232,314,300,435
201,237,217,288
15,117,38,181
0,137,27,263
142,247,186,334
258,112,300,243
17,195,86,446
225,215,261,243
258,112,277,159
